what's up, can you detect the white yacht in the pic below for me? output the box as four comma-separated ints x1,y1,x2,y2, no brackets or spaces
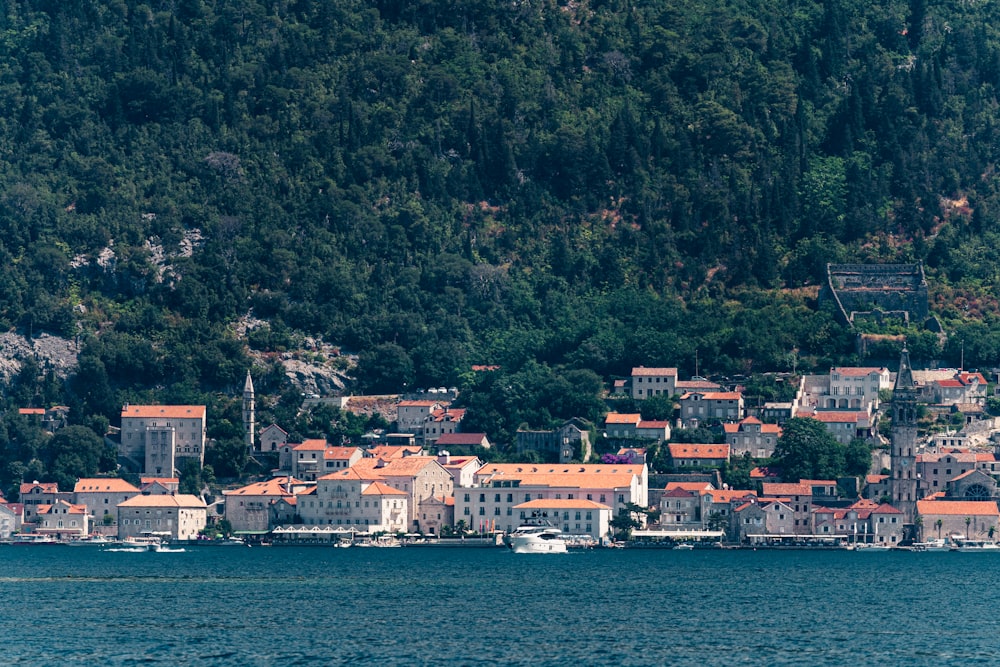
508,522,567,554
911,538,950,552
952,537,1000,552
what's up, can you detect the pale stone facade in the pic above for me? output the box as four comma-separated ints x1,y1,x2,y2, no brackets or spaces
117,494,208,541
120,405,207,473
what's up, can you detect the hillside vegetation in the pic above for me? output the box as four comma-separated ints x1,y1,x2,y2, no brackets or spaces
3,0,1000,489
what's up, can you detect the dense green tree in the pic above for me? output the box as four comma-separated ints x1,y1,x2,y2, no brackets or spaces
773,417,847,482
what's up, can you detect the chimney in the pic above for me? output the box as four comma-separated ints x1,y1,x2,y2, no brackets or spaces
437,450,451,465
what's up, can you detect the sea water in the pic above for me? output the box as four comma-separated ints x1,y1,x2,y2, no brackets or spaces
0,546,993,666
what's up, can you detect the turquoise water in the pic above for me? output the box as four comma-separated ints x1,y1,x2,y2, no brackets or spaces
0,546,993,666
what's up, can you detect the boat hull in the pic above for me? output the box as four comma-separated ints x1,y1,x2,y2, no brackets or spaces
510,537,567,554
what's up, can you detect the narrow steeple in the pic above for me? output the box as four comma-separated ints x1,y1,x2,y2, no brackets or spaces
243,370,256,451
894,345,916,391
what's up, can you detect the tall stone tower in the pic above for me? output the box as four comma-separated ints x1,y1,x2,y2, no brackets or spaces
243,370,256,451
889,347,920,525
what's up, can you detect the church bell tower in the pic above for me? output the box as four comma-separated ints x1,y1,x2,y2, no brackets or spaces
243,370,256,451
890,347,920,525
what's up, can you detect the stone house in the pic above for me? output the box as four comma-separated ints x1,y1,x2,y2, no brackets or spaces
36,500,90,539
732,499,795,542
724,417,782,458
679,391,744,426
117,494,207,541
19,481,72,524
73,478,141,525
630,367,677,400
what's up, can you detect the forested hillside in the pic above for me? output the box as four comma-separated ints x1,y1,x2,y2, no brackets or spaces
3,0,1000,490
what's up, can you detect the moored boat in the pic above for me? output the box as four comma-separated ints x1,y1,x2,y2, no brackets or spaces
508,520,567,554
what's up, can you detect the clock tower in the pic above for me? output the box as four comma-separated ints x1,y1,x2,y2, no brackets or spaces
889,347,920,525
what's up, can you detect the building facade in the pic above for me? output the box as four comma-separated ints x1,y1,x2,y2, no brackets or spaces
120,404,207,473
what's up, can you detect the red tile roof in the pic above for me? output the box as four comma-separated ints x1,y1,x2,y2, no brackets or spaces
605,413,641,425
121,405,206,419
916,499,1000,516
631,367,677,377
74,478,141,494
667,443,730,459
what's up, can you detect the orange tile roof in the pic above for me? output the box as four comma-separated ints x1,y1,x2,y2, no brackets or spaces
916,499,1000,516
121,405,206,419
325,446,361,459
362,481,408,496
665,482,714,493
319,468,380,482
637,420,670,429
631,367,677,377
140,477,179,485
704,489,757,503
397,400,440,408
832,367,886,376
39,502,87,514
20,482,59,494
366,445,423,460
514,498,612,510
680,392,741,400
475,463,643,489
605,413,641,425
871,503,903,514
118,494,206,508
428,408,466,422
723,419,781,434
356,456,440,477
667,443,730,459
18,408,44,415
761,483,811,496
809,411,864,423
74,478,141,493
293,439,328,451
223,477,306,497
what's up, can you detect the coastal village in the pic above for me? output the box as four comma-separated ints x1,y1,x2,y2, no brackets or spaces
3,264,1000,551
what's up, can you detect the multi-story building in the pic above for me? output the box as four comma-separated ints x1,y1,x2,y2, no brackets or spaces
455,463,648,535
826,367,892,411
630,367,677,400
117,494,207,541
761,480,839,534
396,400,443,442
513,498,612,541
678,391,743,426
732,499,795,542
667,443,731,469
73,478,141,524
119,404,207,474
0,503,17,538
298,468,408,533
36,500,89,539
351,457,453,532
724,417,782,458
423,407,466,447
223,476,311,533
19,481,72,524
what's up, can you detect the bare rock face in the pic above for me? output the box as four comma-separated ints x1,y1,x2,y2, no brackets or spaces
281,356,352,396
0,332,80,384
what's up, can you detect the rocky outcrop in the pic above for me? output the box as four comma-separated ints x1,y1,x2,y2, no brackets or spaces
0,331,80,385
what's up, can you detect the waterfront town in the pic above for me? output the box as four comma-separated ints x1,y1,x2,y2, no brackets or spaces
4,342,1000,551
